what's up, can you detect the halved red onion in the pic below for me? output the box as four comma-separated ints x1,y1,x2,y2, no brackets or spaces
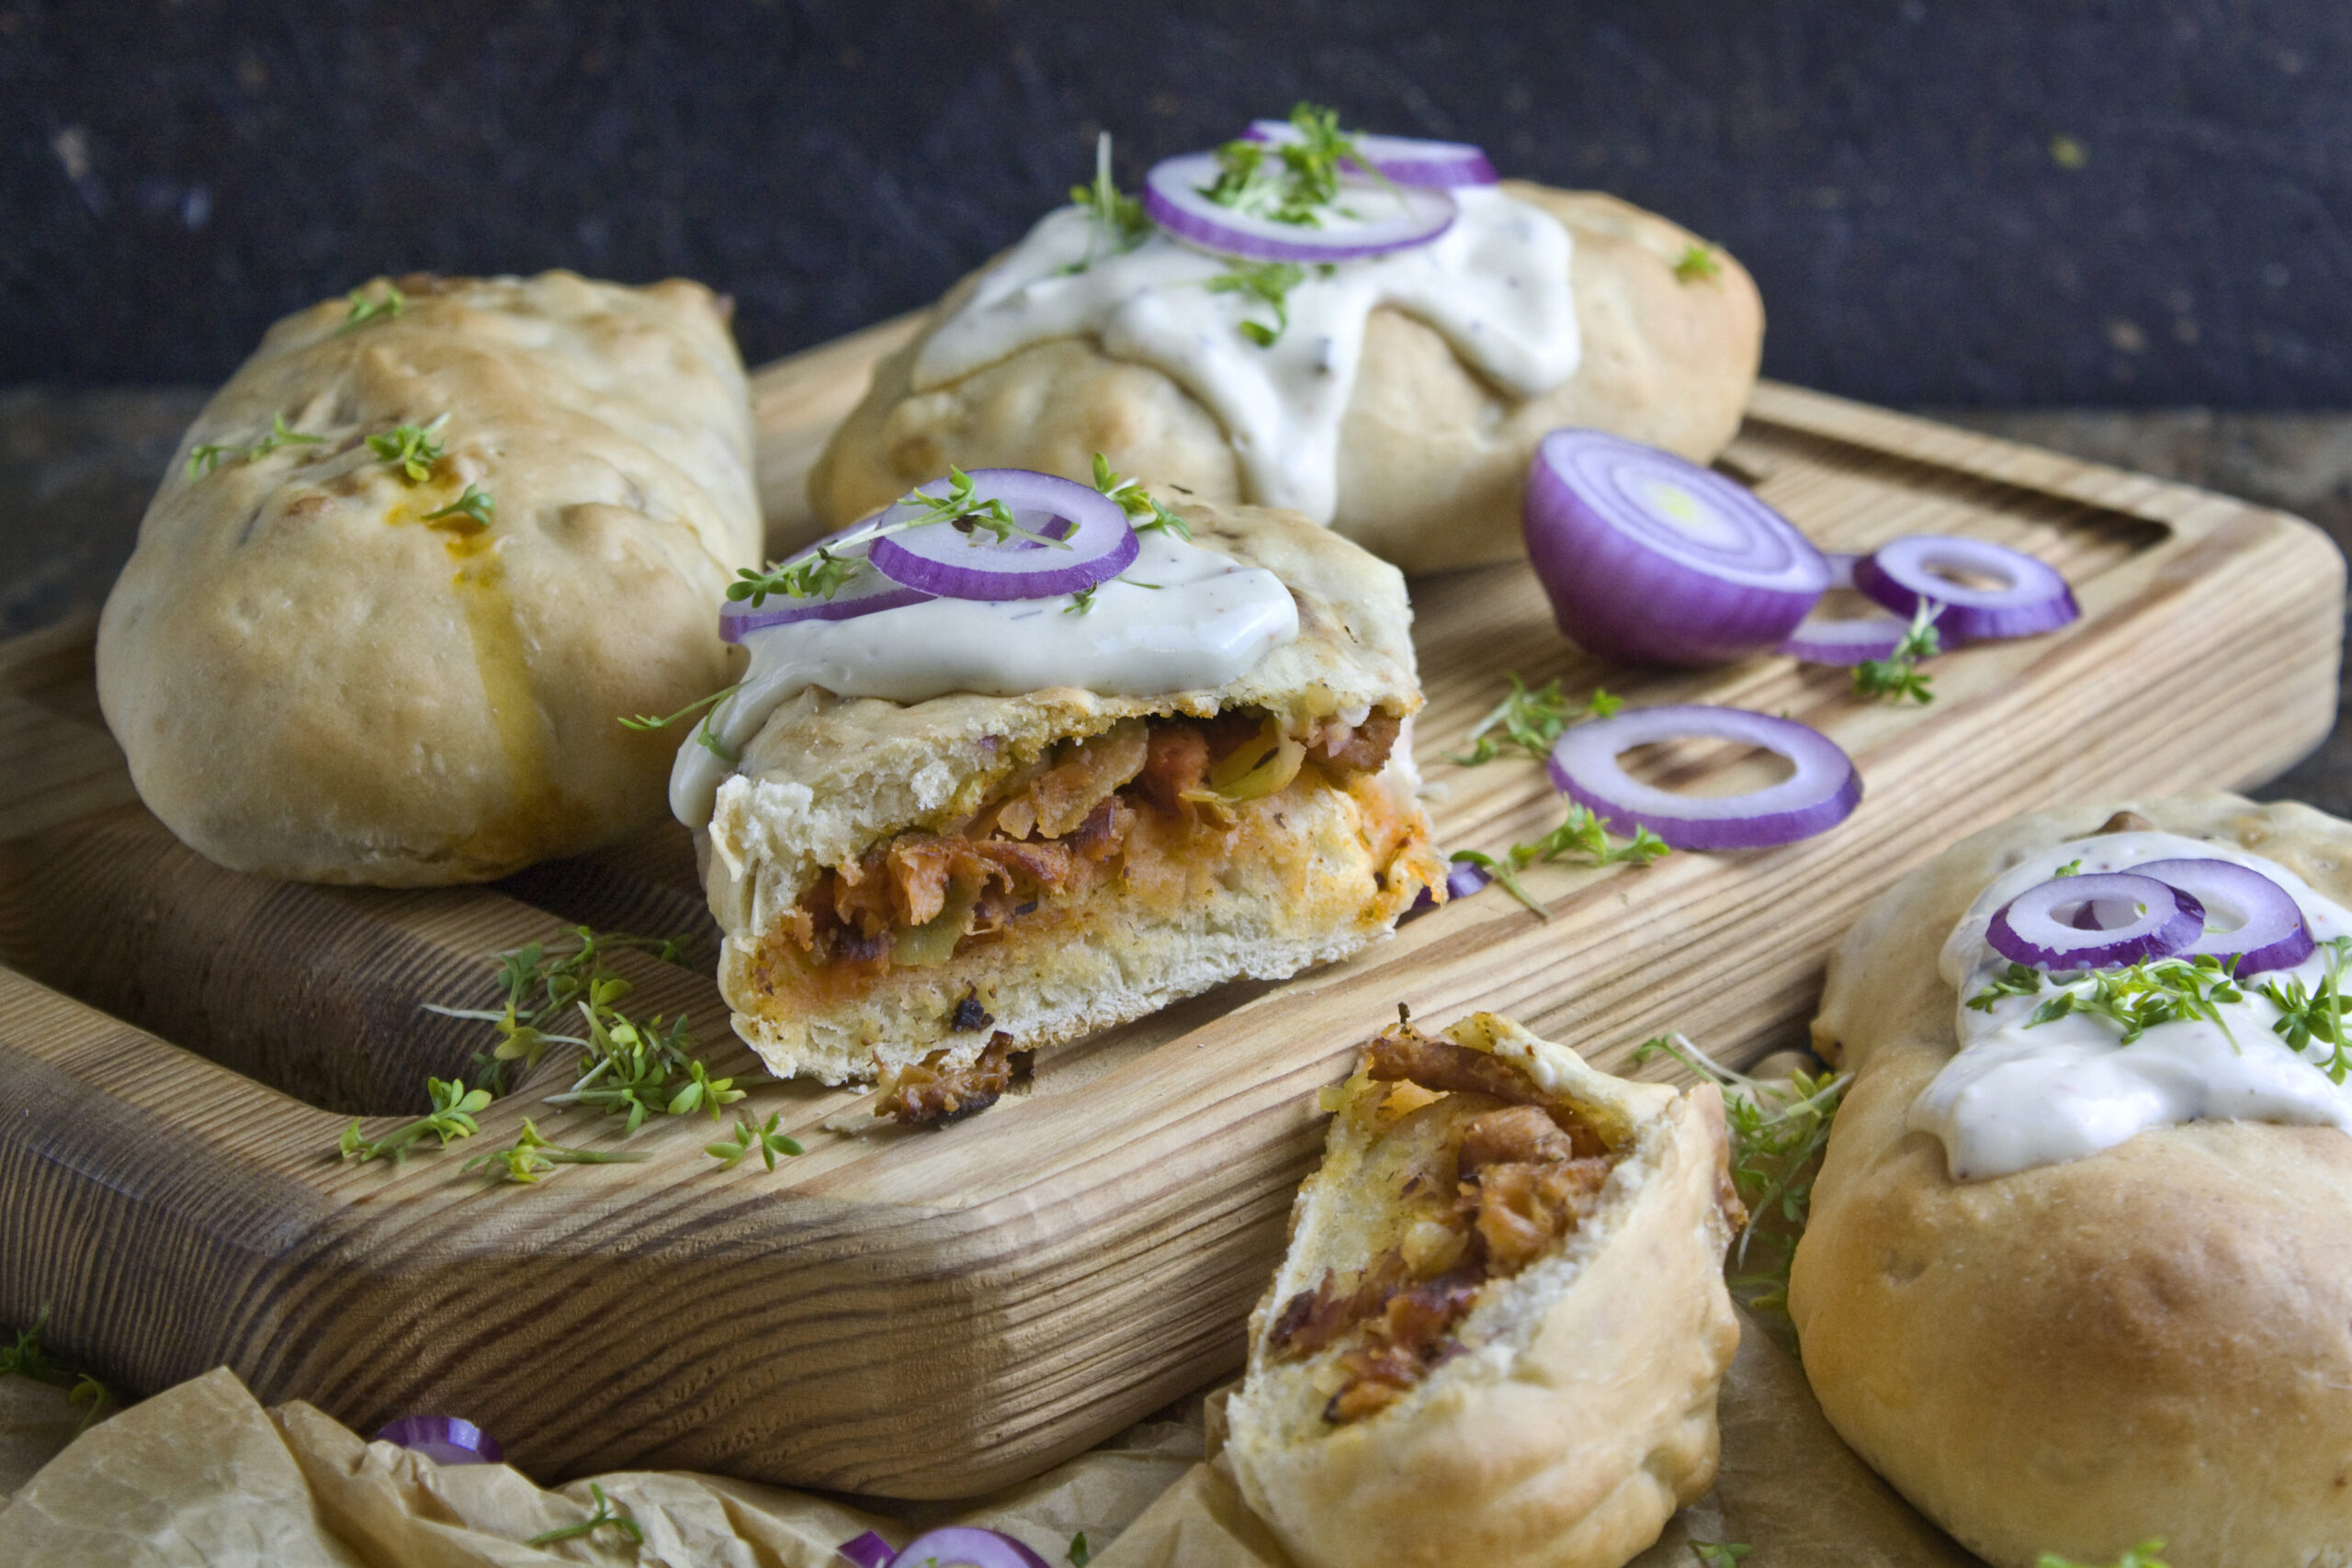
1852,536,2079,640
1524,429,1830,666
375,1414,503,1465
886,1526,1051,1568
1241,118,1499,187
1989,872,2205,970
836,1532,897,1568
2120,858,2313,976
1545,705,1860,851
720,520,933,643
867,469,1136,602
1142,152,1457,263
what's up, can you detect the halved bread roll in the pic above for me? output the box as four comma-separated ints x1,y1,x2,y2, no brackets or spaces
1225,1010,1740,1568
1791,795,2352,1568
97,271,761,885
697,500,1446,1088
807,185,1762,575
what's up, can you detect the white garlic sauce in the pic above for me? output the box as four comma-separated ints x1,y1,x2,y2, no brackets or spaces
912,186,1581,525
669,528,1298,829
1913,830,2352,1180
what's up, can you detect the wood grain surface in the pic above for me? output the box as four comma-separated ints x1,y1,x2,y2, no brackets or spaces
0,330,2339,1498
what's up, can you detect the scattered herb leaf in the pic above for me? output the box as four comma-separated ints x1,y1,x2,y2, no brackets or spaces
1448,802,1669,922
462,1117,651,1183
1091,452,1192,538
1199,102,1370,227
187,412,324,478
1851,601,1944,705
367,416,448,482
526,1482,644,1547
2264,935,2352,1080
2038,1542,2167,1568
1691,1546,1751,1568
1674,245,1724,284
1067,130,1149,270
338,282,406,333
705,1111,806,1171
1450,672,1623,765
422,482,495,534
1205,259,1306,346
1966,961,2046,1011
338,1077,495,1165
728,546,862,607
2030,953,2245,1049
618,681,743,762
0,1309,113,1436
1066,583,1101,615
2054,859,2084,876
1069,1532,1093,1567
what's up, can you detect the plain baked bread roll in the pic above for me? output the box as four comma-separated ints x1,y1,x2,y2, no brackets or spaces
1226,1011,1739,1568
96,271,762,885
1790,794,2352,1568
807,185,1762,575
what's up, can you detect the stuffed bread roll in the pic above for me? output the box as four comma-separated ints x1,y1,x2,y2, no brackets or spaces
1791,795,2352,1568
1225,1010,1740,1568
807,114,1761,576
96,271,761,885
673,468,1445,1092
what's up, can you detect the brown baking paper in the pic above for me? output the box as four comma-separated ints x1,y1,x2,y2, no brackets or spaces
0,1309,1977,1568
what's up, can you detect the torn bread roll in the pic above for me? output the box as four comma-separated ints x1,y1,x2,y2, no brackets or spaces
1226,1010,1740,1568
692,499,1446,1088
1791,795,2352,1568
807,184,1762,576
96,271,761,885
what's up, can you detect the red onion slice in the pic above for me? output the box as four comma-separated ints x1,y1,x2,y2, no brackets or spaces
1852,535,2079,640
2117,858,2314,976
1241,118,1499,187
1524,429,1831,666
887,1527,1052,1568
720,520,935,642
1989,872,2205,970
866,469,1137,603
1545,705,1860,851
836,1532,897,1568
1142,151,1457,263
375,1415,503,1466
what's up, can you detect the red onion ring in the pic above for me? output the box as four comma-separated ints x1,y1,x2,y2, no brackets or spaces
867,469,1136,602
1777,606,1919,665
1989,872,2205,970
375,1415,503,1465
1545,705,1861,851
1142,151,1457,263
1823,551,1858,590
721,520,934,642
1524,429,1831,666
885,1527,1051,1568
836,1532,897,1568
1852,535,2079,640
1240,118,1499,187
2082,858,2315,976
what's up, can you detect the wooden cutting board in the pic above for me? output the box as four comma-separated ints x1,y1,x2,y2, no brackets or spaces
0,322,2339,1500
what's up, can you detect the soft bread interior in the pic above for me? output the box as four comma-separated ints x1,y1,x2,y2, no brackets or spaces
1226,1013,1738,1568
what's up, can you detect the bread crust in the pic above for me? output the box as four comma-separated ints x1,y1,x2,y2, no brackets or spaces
96,271,761,885
1225,1014,1739,1568
701,500,1443,1084
805,186,1763,575
1790,794,2352,1568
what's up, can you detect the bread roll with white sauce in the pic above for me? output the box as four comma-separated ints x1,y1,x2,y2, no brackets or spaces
96,272,761,885
1791,794,2352,1568
1225,1010,1740,1568
807,185,1762,575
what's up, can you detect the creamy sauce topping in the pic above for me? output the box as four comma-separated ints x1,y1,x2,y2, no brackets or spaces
669,528,1299,828
1912,830,2352,1180
913,187,1580,525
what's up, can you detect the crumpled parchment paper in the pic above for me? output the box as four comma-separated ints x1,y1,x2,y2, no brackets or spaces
0,1308,1978,1567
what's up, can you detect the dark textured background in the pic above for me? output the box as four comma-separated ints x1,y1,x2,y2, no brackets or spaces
4,0,2349,403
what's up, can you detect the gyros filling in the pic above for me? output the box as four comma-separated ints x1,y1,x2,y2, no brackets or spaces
1269,1021,1622,1424
775,708,1402,979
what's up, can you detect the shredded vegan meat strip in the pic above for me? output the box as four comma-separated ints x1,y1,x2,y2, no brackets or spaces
1363,1022,1607,1156
880,1032,1031,1125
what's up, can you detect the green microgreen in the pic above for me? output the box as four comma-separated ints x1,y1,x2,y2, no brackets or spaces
1966,961,2046,1011
366,415,448,482
2030,953,2245,1049
187,412,325,479
1066,583,1101,615
0,1308,114,1436
2263,935,2352,1081
1450,672,1623,765
2038,1542,2168,1568
618,681,742,762
1691,1546,1751,1568
1851,601,1944,705
1069,1532,1093,1567
338,281,406,333
1634,1032,1849,1315
462,1118,651,1183
705,1111,806,1171
2055,858,2084,876
728,546,862,607
1449,803,1669,922
1091,452,1192,539
422,483,495,534
1065,130,1149,272
1205,260,1306,347
899,463,1063,547
338,1077,495,1165
526,1482,644,1548
1673,244,1724,284
1199,102,1374,227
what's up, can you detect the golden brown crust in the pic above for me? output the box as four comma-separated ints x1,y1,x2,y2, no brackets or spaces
804,185,1762,574
1790,794,2352,1568
96,271,762,885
